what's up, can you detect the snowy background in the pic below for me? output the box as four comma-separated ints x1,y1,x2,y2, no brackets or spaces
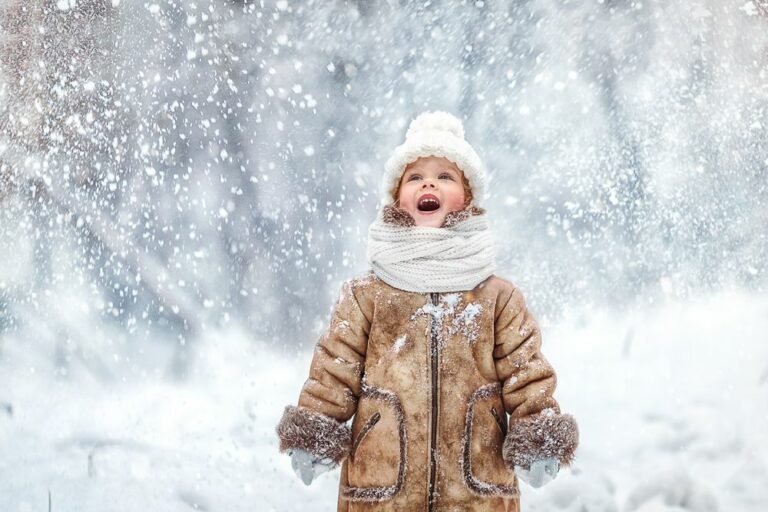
1,0,767,511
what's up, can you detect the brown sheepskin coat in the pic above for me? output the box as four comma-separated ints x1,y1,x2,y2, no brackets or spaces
277,205,578,512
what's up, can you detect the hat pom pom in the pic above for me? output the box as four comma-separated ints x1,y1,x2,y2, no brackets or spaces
406,110,465,139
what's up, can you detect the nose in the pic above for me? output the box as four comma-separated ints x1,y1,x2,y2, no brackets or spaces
421,180,436,189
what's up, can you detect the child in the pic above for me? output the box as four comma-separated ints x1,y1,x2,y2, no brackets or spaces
276,111,579,511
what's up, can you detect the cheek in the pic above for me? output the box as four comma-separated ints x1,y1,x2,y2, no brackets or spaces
397,184,416,211
443,185,466,210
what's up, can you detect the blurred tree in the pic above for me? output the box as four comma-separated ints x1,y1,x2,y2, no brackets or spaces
0,0,766,368
0,0,208,378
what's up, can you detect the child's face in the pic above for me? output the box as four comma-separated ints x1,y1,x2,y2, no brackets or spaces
397,156,467,228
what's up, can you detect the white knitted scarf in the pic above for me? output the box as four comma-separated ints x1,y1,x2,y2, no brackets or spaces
366,210,497,293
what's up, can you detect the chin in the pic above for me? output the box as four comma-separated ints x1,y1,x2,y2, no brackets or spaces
415,214,446,228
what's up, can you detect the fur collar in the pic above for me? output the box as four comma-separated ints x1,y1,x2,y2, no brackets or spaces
381,203,487,228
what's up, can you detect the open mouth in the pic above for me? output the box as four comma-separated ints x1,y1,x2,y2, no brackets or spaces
417,194,441,212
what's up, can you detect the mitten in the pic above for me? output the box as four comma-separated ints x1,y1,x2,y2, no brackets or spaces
288,448,336,486
515,456,559,488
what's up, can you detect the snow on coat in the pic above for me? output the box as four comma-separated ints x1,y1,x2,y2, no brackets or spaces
277,205,578,512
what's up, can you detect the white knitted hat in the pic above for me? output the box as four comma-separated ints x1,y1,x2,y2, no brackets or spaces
382,111,486,205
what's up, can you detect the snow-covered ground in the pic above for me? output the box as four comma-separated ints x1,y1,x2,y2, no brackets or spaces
1,287,767,511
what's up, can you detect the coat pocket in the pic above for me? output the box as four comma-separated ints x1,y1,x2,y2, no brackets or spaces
341,384,406,502
350,412,381,460
461,382,518,498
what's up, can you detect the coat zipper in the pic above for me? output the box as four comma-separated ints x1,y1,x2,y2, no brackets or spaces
427,292,440,512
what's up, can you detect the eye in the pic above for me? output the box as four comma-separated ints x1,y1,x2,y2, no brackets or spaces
439,172,454,180
407,174,422,181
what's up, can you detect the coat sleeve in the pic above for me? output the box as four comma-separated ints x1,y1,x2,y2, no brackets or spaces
493,284,579,470
275,278,370,467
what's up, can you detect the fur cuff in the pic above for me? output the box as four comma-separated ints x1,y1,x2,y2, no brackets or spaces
276,405,352,465
503,412,579,470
